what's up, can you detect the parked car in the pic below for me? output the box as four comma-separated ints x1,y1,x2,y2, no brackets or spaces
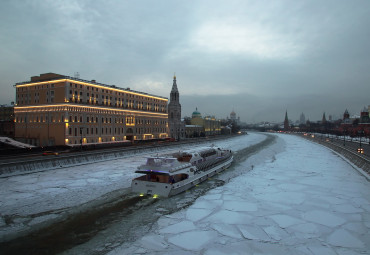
42,151,59,156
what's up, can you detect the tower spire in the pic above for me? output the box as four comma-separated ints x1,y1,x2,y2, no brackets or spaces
284,110,289,131
168,74,184,140
171,74,178,94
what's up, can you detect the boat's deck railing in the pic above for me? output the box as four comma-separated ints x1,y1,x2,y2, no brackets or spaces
196,153,233,172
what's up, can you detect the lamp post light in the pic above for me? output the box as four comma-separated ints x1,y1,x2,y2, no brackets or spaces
343,129,346,147
80,127,84,151
357,129,364,154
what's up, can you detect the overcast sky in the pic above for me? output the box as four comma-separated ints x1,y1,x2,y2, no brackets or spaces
1,0,369,123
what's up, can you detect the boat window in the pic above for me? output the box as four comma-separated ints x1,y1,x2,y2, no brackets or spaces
146,157,177,167
178,153,192,162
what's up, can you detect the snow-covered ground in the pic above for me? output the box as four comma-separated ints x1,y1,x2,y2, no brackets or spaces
107,134,370,255
0,137,35,148
0,133,266,241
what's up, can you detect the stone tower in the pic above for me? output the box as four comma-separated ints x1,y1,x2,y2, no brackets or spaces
284,110,289,131
168,75,185,140
322,112,327,124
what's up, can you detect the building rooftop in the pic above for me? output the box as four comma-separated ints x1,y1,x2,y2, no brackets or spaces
15,73,168,100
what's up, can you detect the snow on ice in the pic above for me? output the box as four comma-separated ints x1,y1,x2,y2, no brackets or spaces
108,134,370,255
1,132,369,255
0,133,266,240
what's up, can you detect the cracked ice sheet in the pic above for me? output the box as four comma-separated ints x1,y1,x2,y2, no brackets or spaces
107,134,370,255
0,133,267,240
168,230,218,251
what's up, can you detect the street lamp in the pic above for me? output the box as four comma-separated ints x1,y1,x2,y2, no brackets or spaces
80,127,84,151
343,129,346,147
357,129,364,154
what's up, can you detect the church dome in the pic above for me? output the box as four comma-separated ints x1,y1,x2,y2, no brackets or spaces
192,108,202,118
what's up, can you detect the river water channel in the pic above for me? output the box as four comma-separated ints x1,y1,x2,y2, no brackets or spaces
2,134,279,255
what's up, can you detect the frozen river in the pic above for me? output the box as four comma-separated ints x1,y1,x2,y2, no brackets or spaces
1,133,369,254
66,133,369,255
106,134,370,255
0,133,267,249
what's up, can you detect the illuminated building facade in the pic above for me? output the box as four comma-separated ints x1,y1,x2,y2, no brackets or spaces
14,73,169,146
190,108,221,136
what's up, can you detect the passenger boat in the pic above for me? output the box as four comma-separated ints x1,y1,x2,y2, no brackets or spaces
131,146,233,197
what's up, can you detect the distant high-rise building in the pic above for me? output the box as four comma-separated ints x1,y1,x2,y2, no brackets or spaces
168,75,185,140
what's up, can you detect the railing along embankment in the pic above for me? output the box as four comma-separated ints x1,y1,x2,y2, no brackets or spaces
299,134,370,179
0,136,232,177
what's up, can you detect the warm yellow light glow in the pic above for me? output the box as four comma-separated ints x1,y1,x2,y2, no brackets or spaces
16,79,168,101
65,138,69,144
153,194,159,199
14,104,168,118
98,137,102,143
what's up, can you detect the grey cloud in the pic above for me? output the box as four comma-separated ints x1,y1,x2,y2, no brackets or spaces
0,0,369,122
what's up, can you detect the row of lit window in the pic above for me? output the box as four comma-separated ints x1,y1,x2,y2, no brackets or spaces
16,114,167,126
68,96,166,112
68,126,166,136
68,83,165,102
17,84,55,91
